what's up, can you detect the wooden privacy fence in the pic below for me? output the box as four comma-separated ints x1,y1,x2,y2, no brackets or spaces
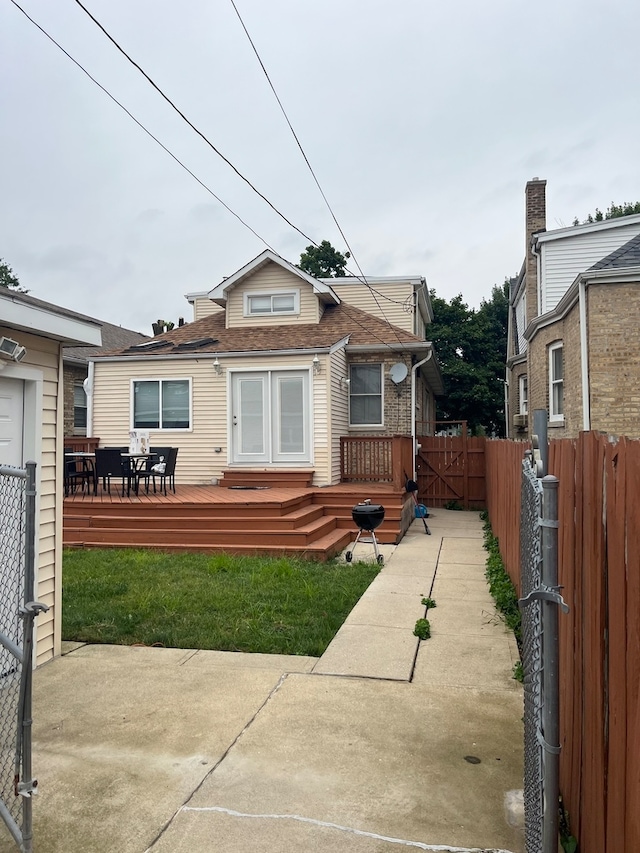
485,433,640,853
416,422,486,509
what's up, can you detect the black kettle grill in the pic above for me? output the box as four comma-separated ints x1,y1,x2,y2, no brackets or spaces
345,500,385,565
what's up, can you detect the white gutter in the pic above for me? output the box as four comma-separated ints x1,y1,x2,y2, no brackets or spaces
411,350,433,481
579,279,590,430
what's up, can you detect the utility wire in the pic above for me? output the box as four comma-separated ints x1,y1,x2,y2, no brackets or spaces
228,0,409,346
9,1,410,352
8,0,275,250
71,0,318,246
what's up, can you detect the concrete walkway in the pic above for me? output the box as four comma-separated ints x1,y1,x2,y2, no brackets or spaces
0,510,524,853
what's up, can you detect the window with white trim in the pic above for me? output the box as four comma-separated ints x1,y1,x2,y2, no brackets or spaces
133,379,191,430
519,374,528,416
349,363,383,426
244,290,299,316
73,382,87,433
549,343,564,421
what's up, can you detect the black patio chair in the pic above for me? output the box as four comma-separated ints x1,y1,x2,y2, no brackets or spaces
151,447,178,496
64,454,94,497
94,448,129,495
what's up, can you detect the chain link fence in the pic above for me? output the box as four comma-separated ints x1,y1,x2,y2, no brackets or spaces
0,462,43,853
519,450,568,853
519,454,544,852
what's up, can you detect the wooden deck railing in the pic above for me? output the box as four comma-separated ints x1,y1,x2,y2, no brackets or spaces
64,437,101,453
340,435,412,490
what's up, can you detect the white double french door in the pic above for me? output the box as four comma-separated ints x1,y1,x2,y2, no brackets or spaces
231,370,310,465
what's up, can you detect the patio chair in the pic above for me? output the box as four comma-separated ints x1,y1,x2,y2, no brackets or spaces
64,454,94,497
151,447,178,496
94,448,129,495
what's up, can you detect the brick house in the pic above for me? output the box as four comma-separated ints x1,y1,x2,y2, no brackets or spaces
506,179,640,439
88,249,443,485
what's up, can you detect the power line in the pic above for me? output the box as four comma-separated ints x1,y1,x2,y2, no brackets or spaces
227,0,408,347
9,1,412,353
8,0,276,250
71,0,318,246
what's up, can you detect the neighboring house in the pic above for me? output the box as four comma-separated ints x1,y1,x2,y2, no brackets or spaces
506,178,640,439
63,321,148,437
0,288,101,665
90,250,443,485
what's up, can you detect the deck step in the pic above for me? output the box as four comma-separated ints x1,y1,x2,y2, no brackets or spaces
219,470,314,488
62,483,412,559
65,528,352,562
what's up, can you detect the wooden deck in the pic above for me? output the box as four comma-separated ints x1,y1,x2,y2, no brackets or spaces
63,483,414,561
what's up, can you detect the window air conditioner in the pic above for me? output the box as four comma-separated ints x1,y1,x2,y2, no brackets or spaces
513,414,527,429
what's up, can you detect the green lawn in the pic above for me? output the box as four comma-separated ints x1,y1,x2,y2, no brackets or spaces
62,549,380,657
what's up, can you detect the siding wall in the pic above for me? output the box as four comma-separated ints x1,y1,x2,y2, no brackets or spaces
225,263,320,328
332,281,413,333
92,351,334,484
329,348,349,484
541,221,640,313
0,325,62,666
191,297,224,322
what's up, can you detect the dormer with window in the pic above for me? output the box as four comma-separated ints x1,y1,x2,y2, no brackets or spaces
205,250,340,329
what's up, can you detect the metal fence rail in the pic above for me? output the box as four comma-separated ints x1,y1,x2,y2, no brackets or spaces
0,462,44,853
519,450,568,853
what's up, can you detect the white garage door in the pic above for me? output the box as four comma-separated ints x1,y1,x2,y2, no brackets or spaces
0,377,24,467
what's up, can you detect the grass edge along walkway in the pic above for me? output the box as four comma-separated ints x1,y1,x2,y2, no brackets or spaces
63,548,380,658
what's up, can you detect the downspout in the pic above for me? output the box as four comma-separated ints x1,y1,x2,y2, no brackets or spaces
531,237,543,316
579,279,590,430
84,360,95,437
411,349,433,481
504,373,509,438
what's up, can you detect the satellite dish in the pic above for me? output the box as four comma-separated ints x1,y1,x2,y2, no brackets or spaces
389,362,408,384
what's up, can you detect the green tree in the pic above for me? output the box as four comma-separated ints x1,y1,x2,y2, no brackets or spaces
429,280,510,435
572,200,640,226
299,240,350,278
0,257,27,292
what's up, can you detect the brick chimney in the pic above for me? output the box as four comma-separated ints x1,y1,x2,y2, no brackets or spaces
525,178,546,325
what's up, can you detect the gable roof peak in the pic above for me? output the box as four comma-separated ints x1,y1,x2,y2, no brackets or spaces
207,249,340,305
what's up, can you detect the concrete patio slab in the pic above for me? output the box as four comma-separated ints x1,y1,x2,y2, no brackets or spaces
413,632,521,691
181,649,318,673
439,538,487,564
150,674,524,853
311,624,418,680
427,598,507,637
1,510,524,853
431,576,497,602
2,647,292,853
345,589,428,629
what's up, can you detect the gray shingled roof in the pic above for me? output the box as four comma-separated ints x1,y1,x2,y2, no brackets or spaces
64,319,149,362
589,233,640,270
96,303,427,359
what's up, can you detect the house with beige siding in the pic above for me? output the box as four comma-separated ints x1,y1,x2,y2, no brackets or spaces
0,289,101,665
90,250,443,486
506,179,640,440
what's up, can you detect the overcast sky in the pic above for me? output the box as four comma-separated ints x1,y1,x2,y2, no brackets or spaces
2,0,639,334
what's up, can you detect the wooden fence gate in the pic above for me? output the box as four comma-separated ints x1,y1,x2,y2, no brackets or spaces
416,422,486,509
